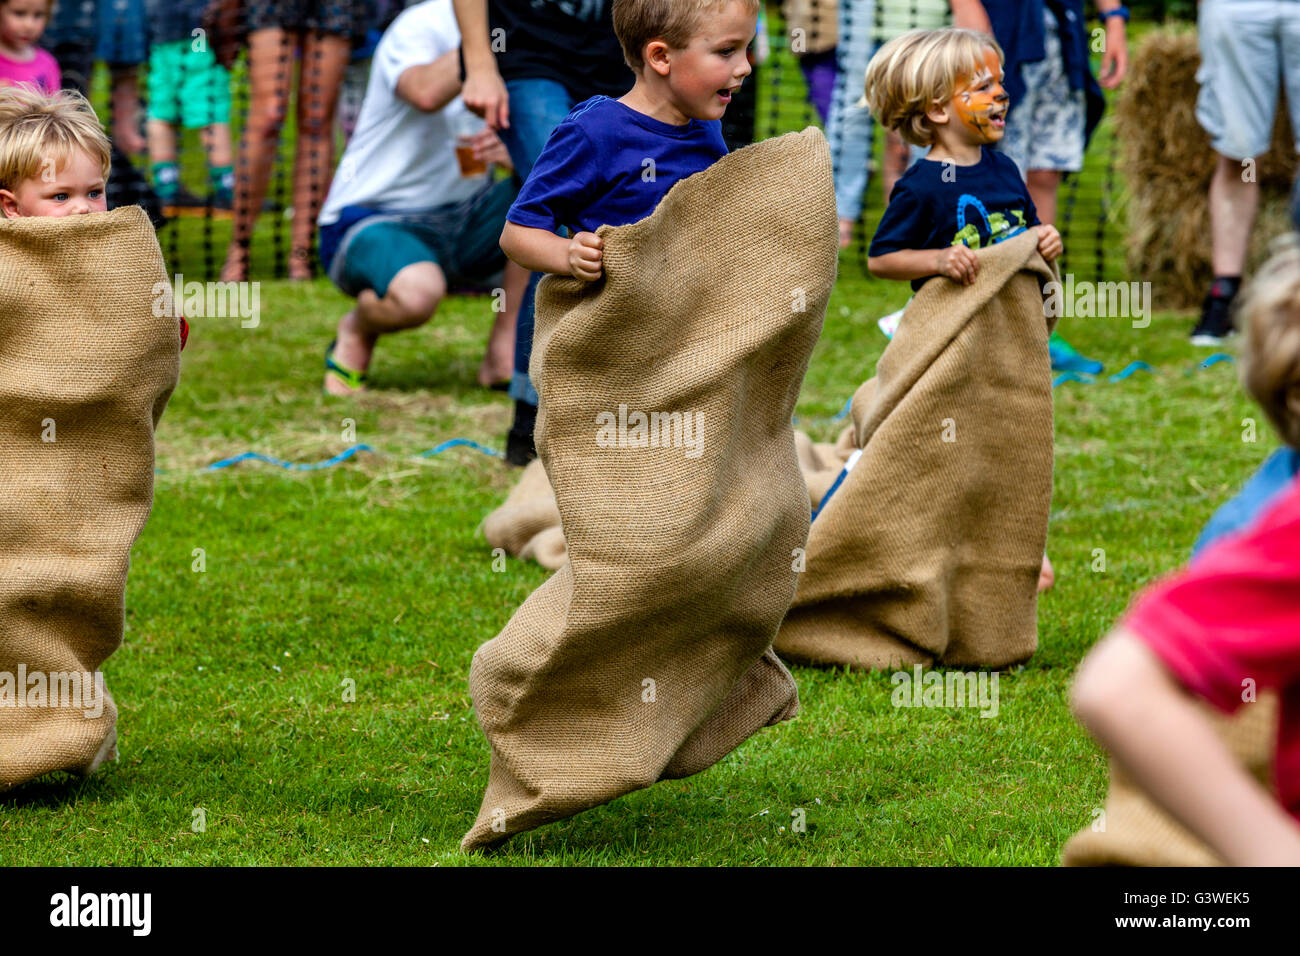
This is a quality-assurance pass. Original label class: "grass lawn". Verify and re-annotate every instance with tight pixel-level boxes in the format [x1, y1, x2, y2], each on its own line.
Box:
[0, 258, 1273, 866]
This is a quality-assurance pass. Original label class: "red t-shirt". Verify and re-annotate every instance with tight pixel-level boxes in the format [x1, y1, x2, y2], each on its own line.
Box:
[1123, 476, 1300, 822]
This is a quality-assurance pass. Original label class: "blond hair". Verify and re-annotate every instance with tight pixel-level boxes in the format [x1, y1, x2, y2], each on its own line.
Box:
[613, 0, 760, 71]
[1238, 236, 1300, 449]
[0, 84, 111, 194]
[861, 28, 1003, 147]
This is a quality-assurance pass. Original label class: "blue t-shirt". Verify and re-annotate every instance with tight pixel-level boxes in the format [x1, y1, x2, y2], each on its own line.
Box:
[869, 148, 1039, 291]
[507, 95, 728, 235]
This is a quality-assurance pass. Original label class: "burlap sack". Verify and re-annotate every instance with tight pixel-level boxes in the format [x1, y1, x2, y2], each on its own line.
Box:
[481, 458, 566, 571]
[775, 228, 1058, 671]
[0, 207, 178, 791]
[490, 423, 856, 569]
[794, 424, 856, 509]
[462, 129, 837, 850]
[1063, 694, 1280, 866]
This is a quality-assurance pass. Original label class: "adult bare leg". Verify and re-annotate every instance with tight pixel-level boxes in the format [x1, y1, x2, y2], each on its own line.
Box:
[1026, 169, 1061, 226]
[477, 260, 527, 388]
[325, 262, 448, 396]
[222, 29, 296, 281]
[290, 31, 351, 280]
[1209, 152, 1258, 276]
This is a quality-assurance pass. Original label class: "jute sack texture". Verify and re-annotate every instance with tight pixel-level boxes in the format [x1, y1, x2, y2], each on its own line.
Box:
[462, 128, 838, 850]
[485, 425, 857, 569]
[1062, 694, 1280, 866]
[775, 228, 1058, 671]
[0, 207, 178, 790]
[481, 458, 566, 571]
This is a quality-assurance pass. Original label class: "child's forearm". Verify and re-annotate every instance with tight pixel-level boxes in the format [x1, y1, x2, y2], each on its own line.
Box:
[500, 222, 573, 276]
[867, 248, 939, 281]
[1072, 629, 1300, 866]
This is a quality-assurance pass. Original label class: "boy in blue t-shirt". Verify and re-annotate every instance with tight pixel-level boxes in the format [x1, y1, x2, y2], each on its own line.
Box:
[862, 27, 1062, 290]
[499, 0, 759, 282]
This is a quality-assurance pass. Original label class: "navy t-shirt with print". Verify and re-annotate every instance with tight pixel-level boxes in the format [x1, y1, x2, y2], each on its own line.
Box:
[869, 148, 1039, 291]
[507, 95, 728, 236]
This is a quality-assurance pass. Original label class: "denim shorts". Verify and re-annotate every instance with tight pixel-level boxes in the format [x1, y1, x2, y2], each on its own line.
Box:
[329, 178, 517, 299]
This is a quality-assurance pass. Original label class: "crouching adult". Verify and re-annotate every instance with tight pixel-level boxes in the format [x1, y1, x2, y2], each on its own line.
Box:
[318, 0, 527, 395]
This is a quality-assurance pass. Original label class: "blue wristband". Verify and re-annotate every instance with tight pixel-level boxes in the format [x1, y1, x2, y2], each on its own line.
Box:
[1101, 5, 1129, 22]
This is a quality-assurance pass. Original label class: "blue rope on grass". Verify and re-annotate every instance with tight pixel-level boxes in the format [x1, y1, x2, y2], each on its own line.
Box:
[1054, 354, 1236, 389]
[201, 438, 502, 473]
[1053, 371, 1095, 388]
[206, 444, 376, 472]
[1109, 361, 1154, 382]
[416, 438, 503, 459]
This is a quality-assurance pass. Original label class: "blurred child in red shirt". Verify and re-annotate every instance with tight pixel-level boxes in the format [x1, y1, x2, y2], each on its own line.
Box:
[1071, 238, 1300, 865]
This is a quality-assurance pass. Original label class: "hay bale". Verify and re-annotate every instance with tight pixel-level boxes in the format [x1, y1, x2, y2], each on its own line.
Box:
[1115, 27, 1297, 310]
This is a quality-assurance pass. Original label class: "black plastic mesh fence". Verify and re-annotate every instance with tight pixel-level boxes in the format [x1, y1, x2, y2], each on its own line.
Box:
[52, 0, 1196, 282]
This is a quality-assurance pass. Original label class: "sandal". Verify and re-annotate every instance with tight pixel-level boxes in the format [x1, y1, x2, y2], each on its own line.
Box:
[324, 339, 368, 393]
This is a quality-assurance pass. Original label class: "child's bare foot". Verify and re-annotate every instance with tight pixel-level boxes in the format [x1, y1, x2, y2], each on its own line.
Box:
[220, 243, 249, 282]
[324, 306, 376, 396]
[1038, 553, 1055, 593]
[839, 218, 853, 249]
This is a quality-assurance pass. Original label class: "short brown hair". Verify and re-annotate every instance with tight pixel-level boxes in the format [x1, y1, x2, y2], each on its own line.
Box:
[0, 85, 111, 194]
[861, 27, 1003, 147]
[1239, 236, 1300, 449]
[613, 0, 760, 72]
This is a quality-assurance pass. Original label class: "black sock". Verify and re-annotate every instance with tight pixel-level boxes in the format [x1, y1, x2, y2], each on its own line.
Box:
[511, 400, 537, 437]
[1209, 275, 1242, 301]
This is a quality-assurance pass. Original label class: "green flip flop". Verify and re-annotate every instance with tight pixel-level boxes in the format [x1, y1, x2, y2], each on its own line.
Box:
[324, 339, 368, 393]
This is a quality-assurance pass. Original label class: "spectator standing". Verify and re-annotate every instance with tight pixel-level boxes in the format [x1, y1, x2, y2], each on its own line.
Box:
[0, 0, 60, 92]
[145, 0, 235, 212]
[1188, 0, 1300, 345]
[219, 0, 366, 281]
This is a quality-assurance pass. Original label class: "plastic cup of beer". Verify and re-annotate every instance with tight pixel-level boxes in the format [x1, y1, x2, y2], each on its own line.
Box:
[454, 111, 488, 178]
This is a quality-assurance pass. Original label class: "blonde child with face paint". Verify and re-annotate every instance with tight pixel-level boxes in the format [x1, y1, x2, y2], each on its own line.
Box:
[862, 27, 1061, 287]
[861, 27, 1060, 592]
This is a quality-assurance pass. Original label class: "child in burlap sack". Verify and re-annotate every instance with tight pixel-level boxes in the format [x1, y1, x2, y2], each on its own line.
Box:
[499, 0, 758, 281]
[0, 85, 188, 348]
[1071, 238, 1300, 866]
[859, 27, 1061, 592]
[0, 87, 180, 789]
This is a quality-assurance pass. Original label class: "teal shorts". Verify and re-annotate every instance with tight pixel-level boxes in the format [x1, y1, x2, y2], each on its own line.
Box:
[146, 40, 232, 129]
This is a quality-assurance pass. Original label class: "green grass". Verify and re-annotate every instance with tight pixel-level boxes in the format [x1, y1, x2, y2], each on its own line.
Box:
[0, 259, 1274, 865]
[5, 12, 1261, 865]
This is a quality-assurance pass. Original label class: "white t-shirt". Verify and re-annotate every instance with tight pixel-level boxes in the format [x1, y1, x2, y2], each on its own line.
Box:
[319, 0, 486, 226]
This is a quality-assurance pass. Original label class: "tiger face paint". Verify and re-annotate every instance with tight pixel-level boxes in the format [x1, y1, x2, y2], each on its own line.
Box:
[952, 47, 1009, 143]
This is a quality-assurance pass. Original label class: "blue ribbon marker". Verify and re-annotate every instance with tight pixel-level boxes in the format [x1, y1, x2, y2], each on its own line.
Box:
[416, 438, 503, 459]
[206, 444, 376, 472]
[1052, 371, 1096, 388]
[1109, 361, 1153, 382]
[1199, 353, 1234, 370]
